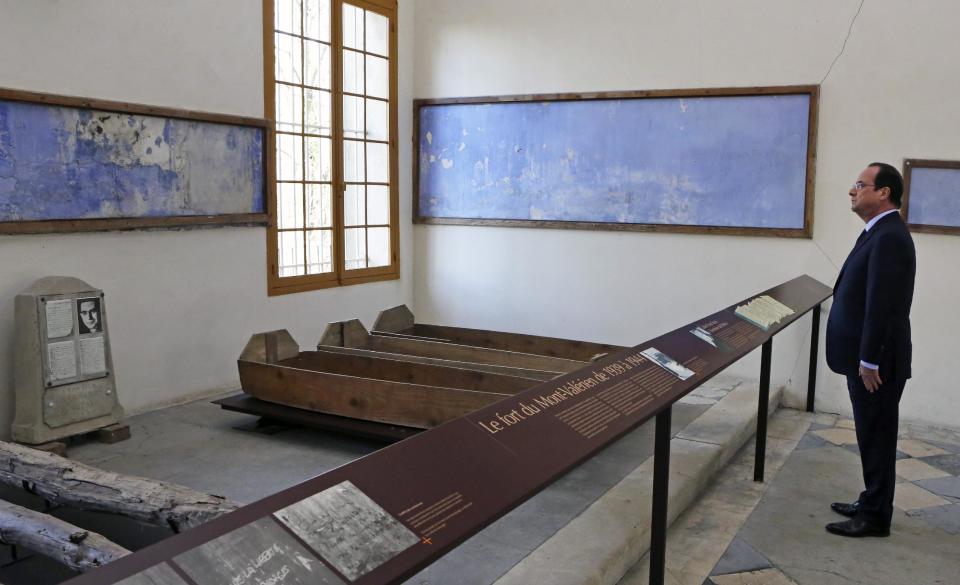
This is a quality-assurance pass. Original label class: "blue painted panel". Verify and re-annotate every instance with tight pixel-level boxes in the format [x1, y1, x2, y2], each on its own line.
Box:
[907, 167, 960, 228]
[418, 94, 811, 229]
[0, 99, 264, 222]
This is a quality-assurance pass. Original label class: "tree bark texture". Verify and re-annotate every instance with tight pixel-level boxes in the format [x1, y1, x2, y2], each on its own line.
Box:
[0, 499, 130, 572]
[0, 441, 238, 533]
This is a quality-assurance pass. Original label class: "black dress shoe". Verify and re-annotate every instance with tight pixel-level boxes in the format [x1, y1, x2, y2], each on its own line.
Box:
[825, 517, 890, 538]
[830, 501, 860, 518]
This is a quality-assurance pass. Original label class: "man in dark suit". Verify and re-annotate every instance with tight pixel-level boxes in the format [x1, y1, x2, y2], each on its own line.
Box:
[825, 162, 916, 537]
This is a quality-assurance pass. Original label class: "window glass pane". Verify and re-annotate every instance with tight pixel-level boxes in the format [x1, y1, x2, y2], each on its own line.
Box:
[367, 227, 390, 268]
[365, 11, 388, 57]
[306, 184, 333, 228]
[365, 56, 388, 99]
[278, 183, 304, 229]
[343, 139, 365, 183]
[343, 4, 364, 50]
[344, 185, 364, 226]
[365, 98, 388, 141]
[275, 0, 302, 35]
[271, 2, 395, 286]
[367, 142, 389, 183]
[343, 50, 363, 95]
[278, 230, 305, 277]
[344, 227, 367, 270]
[305, 136, 332, 182]
[276, 134, 303, 181]
[307, 230, 334, 274]
[275, 33, 302, 84]
[304, 89, 331, 136]
[275, 84, 302, 133]
[343, 96, 365, 139]
[304, 0, 330, 42]
[304, 40, 331, 90]
[367, 185, 389, 225]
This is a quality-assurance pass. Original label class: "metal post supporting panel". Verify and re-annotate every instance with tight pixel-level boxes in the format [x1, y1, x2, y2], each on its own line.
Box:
[649, 406, 673, 585]
[754, 339, 772, 482]
[806, 304, 821, 412]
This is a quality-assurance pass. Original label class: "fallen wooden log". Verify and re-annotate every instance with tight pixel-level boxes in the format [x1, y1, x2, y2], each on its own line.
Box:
[0, 498, 129, 572]
[0, 441, 238, 533]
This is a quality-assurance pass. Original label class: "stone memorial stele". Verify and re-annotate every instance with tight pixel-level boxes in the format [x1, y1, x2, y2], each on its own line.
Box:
[12, 276, 124, 444]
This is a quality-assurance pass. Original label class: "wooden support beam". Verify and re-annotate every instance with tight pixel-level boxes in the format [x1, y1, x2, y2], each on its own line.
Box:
[0, 499, 130, 572]
[24, 441, 67, 457]
[93, 424, 131, 444]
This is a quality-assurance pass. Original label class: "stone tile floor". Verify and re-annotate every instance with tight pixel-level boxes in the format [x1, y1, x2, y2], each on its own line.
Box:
[809, 420, 960, 514]
[620, 410, 960, 585]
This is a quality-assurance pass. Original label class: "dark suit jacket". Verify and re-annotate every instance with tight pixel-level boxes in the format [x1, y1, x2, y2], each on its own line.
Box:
[826, 211, 916, 381]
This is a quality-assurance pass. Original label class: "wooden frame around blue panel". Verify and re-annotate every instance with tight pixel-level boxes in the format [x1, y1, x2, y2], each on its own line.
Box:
[414, 86, 818, 238]
[0, 87, 269, 235]
[902, 158, 960, 236]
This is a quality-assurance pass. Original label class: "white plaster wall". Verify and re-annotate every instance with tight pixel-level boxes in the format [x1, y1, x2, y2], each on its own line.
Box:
[413, 0, 960, 429]
[0, 0, 417, 437]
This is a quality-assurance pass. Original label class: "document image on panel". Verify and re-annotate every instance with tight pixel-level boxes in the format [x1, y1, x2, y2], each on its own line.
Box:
[174, 517, 343, 585]
[275, 480, 420, 581]
[79, 336, 107, 375]
[690, 326, 718, 348]
[47, 340, 77, 382]
[640, 347, 695, 381]
[734, 295, 795, 331]
[44, 299, 74, 339]
[689, 325, 735, 352]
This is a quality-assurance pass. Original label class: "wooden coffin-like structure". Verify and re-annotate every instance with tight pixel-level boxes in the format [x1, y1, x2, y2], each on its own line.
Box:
[237, 313, 624, 434]
[372, 304, 627, 361]
[318, 319, 590, 381]
[238, 330, 542, 429]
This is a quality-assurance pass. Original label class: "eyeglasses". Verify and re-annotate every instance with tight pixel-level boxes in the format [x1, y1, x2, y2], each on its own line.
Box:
[852, 181, 878, 190]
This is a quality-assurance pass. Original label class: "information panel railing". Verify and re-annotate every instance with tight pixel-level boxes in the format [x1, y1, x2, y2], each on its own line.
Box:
[64, 274, 831, 585]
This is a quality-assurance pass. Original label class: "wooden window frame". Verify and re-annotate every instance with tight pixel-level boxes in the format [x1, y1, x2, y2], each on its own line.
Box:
[265, 0, 400, 296]
[901, 158, 960, 235]
[0, 87, 269, 235]
[414, 85, 819, 238]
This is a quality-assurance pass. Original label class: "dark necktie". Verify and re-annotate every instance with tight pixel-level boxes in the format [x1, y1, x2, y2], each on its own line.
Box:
[836, 230, 867, 290]
[854, 229, 867, 247]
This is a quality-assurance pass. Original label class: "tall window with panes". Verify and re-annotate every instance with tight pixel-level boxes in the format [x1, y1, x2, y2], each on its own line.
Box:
[268, 0, 397, 294]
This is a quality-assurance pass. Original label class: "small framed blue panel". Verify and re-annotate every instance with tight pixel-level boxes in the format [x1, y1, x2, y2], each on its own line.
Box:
[0, 88, 268, 234]
[902, 159, 960, 235]
[415, 86, 817, 237]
